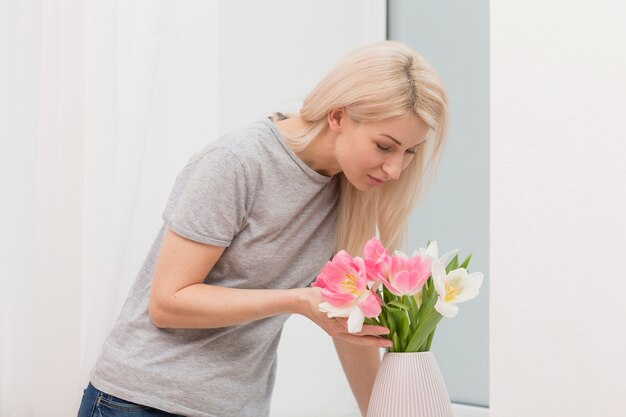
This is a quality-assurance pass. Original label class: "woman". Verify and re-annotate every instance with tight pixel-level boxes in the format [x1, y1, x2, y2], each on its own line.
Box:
[77, 40, 448, 417]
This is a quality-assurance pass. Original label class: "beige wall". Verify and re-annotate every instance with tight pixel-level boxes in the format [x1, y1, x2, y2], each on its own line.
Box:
[491, 1, 626, 416]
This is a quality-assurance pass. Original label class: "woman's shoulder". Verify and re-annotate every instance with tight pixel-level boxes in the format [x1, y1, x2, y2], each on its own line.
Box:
[208, 117, 280, 168]
[181, 117, 286, 183]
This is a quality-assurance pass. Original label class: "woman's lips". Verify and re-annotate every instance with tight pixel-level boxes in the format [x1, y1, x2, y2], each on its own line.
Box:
[367, 175, 384, 186]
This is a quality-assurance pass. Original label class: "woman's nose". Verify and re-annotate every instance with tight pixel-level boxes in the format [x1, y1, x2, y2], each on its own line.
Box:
[382, 155, 403, 180]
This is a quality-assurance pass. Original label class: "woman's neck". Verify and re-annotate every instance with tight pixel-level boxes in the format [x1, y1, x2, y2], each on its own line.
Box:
[274, 116, 341, 177]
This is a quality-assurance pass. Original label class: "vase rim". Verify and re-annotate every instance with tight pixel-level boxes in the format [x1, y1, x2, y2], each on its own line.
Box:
[383, 351, 433, 355]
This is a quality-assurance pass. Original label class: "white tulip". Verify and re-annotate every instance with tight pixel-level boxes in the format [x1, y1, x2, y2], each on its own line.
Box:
[414, 241, 459, 269]
[318, 301, 365, 333]
[430, 260, 484, 318]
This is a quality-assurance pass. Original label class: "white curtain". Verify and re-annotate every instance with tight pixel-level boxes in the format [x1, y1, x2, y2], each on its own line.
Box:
[0, 1, 384, 416]
[1, 1, 219, 415]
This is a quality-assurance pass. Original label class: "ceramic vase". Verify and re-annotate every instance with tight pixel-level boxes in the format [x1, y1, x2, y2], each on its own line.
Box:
[366, 351, 453, 417]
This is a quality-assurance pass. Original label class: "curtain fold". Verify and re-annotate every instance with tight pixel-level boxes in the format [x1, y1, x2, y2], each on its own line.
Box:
[1, 1, 219, 414]
[80, 0, 166, 394]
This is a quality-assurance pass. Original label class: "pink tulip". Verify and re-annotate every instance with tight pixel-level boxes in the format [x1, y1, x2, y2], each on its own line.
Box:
[363, 237, 391, 286]
[311, 250, 383, 331]
[377, 251, 432, 297]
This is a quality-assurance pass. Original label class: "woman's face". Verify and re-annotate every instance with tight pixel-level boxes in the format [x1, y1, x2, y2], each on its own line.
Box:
[333, 111, 431, 192]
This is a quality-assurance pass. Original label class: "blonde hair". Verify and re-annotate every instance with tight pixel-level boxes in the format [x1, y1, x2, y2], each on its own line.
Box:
[270, 40, 449, 256]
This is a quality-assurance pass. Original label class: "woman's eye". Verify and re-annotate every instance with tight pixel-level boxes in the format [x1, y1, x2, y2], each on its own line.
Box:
[377, 143, 417, 154]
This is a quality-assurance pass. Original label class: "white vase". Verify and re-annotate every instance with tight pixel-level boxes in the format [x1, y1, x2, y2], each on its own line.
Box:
[366, 351, 454, 417]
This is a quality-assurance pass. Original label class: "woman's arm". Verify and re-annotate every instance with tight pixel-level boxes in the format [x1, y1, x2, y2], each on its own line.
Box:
[149, 227, 391, 356]
[333, 337, 382, 417]
[148, 227, 303, 329]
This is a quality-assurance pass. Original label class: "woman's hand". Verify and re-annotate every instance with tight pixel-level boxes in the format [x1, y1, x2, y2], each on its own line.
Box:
[298, 287, 392, 348]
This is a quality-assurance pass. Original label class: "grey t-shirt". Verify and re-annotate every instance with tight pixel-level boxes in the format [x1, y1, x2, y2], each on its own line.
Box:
[89, 117, 339, 417]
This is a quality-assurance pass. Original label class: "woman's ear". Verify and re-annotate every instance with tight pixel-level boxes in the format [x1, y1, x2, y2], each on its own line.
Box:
[327, 107, 346, 133]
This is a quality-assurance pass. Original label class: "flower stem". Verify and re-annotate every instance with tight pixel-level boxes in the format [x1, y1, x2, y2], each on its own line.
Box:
[392, 332, 400, 352]
[363, 317, 381, 326]
[425, 328, 436, 351]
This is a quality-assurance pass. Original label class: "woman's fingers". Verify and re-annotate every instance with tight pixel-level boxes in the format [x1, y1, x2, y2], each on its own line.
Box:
[337, 333, 393, 348]
[331, 318, 392, 347]
[333, 317, 390, 336]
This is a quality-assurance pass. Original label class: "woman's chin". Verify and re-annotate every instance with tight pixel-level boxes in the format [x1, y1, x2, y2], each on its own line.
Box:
[348, 176, 378, 192]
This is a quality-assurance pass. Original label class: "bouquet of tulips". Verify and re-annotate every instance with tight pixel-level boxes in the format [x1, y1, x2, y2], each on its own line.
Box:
[311, 237, 484, 352]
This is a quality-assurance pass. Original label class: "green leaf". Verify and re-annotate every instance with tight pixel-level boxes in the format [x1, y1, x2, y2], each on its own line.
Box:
[405, 310, 443, 352]
[363, 317, 380, 326]
[426, 279, 436, 300]
[388, 300, 411, 311]
[385, 304, 403, 313]
[446, 254, 459, 273]
[417, 285, 434, 322]
[425, 327, 436, 351]
[388, 308, 408, 351]
[400, 313, 410, 345]
[379, 311, 389, 329]
[404, 295, 419, 331]
[416, 289, 426, 319]
[386, 311, 397, 335]
[392, 332, 400, 352]
[382, 286, 394, 304]
[388, 308, 405, 328]
[407, 295, 419, 331]
[427, 277, 435, 295]
[459, 253, 473, 269]
[396, 333, 405, 351]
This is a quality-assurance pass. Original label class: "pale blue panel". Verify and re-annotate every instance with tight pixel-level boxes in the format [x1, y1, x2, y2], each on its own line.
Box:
[388, 0, 490, 407]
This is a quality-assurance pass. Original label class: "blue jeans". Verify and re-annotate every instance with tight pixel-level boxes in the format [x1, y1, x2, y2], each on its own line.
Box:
[77, 382, 184, 417]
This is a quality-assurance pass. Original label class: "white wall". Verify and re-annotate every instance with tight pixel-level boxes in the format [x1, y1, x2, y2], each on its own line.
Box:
[491, 1, 626, 416]
[215, 3, 386, 416]
[218, 1, 386, 133]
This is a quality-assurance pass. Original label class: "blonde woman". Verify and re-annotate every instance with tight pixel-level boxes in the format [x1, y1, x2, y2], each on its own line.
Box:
[78, 40, 448, 417]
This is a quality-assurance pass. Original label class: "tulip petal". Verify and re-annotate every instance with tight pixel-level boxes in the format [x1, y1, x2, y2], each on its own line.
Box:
[435, 299, 459, 318]
[454, 272, 483, 303]
[333, 251, 356, 273]
[318, 263, 348, 291]
[425, 241, 439, 259]
[318, 301, 352, 318]
[378, 273, 402, 296]
[446, 268, 468, 287]
[390, 254, 407, 276]
[467, 271, 484, 290]
[371, 289, 383, 306]
[439, 248, 460, 268]
[391, 270, 416, 295]
[352, 257, 368, 293]
[454, 288, 479, 303]
[347, 307, 365, 333]
[364, 237, 388, 260]
[407, 253, 429, 270]
[357, 290, 383, 317]
[431, 261, 447, 296]
[322, 288, 356, 307]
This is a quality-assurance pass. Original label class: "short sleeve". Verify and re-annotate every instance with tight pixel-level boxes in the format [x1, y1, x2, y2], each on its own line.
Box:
[162, 147, 249, 246]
